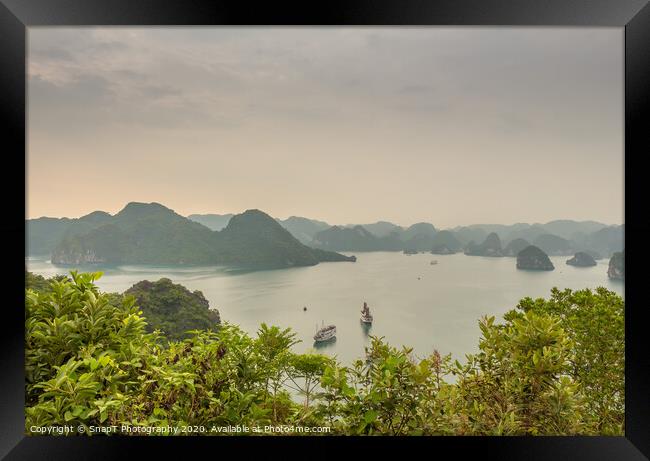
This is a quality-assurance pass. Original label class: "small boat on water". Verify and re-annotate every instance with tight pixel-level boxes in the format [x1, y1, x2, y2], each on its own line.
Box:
[360, 302, 373, 324]
[313, 322, 337, 342]
[430, 260, 438, 265]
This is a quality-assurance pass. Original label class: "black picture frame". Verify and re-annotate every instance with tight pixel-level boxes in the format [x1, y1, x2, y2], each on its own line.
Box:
[1, 0, 648, 459]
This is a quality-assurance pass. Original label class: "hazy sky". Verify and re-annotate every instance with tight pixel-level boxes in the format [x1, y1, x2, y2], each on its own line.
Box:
[27, 27, 623, 228]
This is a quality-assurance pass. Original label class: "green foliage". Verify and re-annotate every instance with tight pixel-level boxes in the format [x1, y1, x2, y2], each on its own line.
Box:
[318, 288, 624, 435]
[25, 271, 48, 292]
[26, 271, 157, 428]
[25, 273, 325, 433]
[448, 312, 586, 435]
[25, 273, 624, 436]
[504, 287, 624, 434]
[25, 270, 69, 292]
[317, 338, 450, 435]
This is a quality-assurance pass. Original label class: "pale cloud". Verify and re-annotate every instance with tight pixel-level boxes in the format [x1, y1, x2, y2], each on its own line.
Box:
[27, 27, 623, 227]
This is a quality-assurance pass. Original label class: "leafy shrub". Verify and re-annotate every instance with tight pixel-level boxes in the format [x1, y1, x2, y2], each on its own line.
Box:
[25, 272, 624, 435]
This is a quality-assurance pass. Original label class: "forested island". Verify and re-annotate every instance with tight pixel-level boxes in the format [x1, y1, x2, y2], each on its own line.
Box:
[28, 203, 354, 268]
[27, 206, 623, 280]
[516, 245, 555, 271]
[566, 252, 598, 267]
[25, 271, 624, 436]
[299, 218, 623, 259]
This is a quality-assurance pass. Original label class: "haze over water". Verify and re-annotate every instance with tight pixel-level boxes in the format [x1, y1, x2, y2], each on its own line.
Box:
[27, 252, 623, 364]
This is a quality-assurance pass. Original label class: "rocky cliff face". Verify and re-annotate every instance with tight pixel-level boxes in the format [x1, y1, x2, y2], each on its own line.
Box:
[277, 216, 331, 244]
[533, 233, 574, 256]
[607, 251, 624, 280]
[312, 225, 403, 252]
[431, 245, 454, 255]
[503, 238, 530, 257]
[51, 248, 106, 265]
[566, 252, 597, 267]
[430, 230, 462, 254]
[465, 232, 503, 257]
[516, 245, 554, 271]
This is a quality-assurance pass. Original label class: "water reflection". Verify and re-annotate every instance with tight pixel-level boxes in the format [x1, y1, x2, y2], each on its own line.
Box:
[360, 322, 372, 336]
[313, 337, 337, 350]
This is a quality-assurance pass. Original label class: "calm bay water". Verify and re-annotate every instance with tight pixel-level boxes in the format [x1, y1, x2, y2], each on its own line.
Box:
[26, 252, 623, 364]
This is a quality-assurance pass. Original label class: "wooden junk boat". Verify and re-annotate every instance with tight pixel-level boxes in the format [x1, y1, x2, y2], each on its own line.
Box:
[360, 302, 373, 324]
[313, 322, 337, 342]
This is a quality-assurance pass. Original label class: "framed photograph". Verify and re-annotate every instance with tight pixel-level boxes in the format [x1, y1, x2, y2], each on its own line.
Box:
[2, 0, 649, 458]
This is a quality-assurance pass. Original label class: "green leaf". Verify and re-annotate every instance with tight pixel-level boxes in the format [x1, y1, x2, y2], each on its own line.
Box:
[364, 410, 378, 424]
